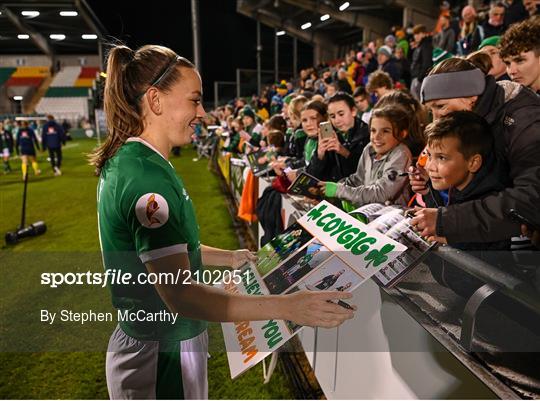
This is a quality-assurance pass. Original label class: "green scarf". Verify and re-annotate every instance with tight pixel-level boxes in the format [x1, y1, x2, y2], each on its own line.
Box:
[304, 137, 318, 165]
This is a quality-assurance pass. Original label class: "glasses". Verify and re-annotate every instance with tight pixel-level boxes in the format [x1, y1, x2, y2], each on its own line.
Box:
[135, 55, 183, 102]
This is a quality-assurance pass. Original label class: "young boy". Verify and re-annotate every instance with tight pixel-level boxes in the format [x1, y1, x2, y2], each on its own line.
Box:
[499, 16, 540, 94]
[415, 112, 540, 323]
[366, 70, 394, 100]
[418, 111, 510, 250]
[353, 86, 372, 124]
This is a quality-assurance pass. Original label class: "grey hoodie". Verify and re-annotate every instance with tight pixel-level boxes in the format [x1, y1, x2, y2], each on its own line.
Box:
[336, 142, 412, 206]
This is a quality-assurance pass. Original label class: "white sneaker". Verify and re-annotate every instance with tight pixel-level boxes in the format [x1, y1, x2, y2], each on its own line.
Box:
[54, 167, 62, 176]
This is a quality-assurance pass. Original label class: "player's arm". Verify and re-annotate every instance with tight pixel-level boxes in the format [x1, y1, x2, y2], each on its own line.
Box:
[145, 253, 354, 328]
[201, 244, 254, 269]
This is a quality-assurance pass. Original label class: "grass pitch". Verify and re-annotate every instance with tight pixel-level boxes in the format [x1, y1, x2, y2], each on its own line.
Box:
[0, 139, 293, 399]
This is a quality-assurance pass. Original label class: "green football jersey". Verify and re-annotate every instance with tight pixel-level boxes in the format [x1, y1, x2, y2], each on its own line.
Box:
[97, 137, 207, 341]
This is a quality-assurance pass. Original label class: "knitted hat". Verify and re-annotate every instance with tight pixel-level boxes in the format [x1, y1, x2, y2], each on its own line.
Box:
[384, 35, 396, 46]
[377, 45, 393, 58]
[283, 94, 294, 105]
[432, 47, 453, 66]
[241, 106, 256, 119]
[478, 35, 501, 50]
[276, 80, 288, 96]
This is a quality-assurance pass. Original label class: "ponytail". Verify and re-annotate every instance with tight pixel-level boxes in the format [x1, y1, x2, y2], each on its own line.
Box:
[89, 44, 194, 174]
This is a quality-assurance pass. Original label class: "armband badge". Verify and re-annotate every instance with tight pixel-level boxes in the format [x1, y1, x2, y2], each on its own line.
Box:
[135, 193, 169, 228]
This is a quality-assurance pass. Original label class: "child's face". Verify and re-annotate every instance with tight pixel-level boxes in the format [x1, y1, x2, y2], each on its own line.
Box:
[425, 137, 478, 191]
[261, 124, 270, 137]
[231, 121, 241, 132]
[482, 46, 507, 79]
[354, 96, 369, 112]
[370, 116, 400, 156]
[328, 100, 357, 132]
[242, 115, 254, 127]
[301, 109, 322, 138]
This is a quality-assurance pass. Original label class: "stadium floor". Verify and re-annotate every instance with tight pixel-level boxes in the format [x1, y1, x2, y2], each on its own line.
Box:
[0, 138, 294, 399]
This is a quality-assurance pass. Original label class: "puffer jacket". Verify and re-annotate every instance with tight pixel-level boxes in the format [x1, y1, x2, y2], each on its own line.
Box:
[437, 77, 540, 243]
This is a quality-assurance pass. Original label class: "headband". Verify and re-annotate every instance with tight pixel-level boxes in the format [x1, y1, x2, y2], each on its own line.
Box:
[420, 69, 486, 103]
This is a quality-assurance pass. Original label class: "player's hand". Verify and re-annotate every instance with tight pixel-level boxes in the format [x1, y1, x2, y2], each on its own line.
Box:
[230, 249, 257, 269]
[411, 206, 438, 238]
[283, 291, 355, 328]
[408, 165, 429, 195]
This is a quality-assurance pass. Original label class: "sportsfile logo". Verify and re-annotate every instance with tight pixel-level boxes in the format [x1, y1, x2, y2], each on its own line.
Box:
[135, 193, 169, 228]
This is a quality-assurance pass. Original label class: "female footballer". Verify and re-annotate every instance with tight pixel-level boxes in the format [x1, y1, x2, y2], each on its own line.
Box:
[90, 44, 354, 400]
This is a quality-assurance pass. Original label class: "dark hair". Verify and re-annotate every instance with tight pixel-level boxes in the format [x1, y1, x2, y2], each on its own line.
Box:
[366, 70, 393, 93]
[375, 90, 428, 155]
[413, 24, 427, 34]
[302, 99, 328, 120]
[425, 111, 493, 159]
[89, 44, 194, 173]
[499, 15, 540, 59]
[327, 91, 356, 109]
[370, 105, 410, 141]
[353, 86, 369, 99]
[268, 130, 285, 147]
[268, 115, 287, 134]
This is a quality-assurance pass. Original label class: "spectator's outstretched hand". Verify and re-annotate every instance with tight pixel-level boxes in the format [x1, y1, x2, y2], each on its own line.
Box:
[408, 165, 429, 195]
[410, 206, 438, 237]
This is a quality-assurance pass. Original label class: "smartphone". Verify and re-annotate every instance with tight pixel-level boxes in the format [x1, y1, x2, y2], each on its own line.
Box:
[508, 209, 540, 232]
[319, 121, 335, 140]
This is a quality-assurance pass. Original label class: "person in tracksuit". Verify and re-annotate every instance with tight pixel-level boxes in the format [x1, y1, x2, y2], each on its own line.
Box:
[16, 120, 41, 179]
[42, 115, 65, 176]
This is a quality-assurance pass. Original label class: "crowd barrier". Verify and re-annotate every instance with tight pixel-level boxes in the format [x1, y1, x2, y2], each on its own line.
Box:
[213, 144, 539, 399]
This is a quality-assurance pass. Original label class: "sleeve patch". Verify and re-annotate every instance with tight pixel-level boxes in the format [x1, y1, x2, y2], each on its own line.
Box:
[135, 193, 170, 228]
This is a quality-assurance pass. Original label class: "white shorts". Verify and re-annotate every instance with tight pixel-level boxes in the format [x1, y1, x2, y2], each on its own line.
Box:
[106, 325, 208, 399]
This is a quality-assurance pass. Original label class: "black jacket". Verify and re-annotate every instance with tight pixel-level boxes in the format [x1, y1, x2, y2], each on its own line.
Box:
[411, 36, 434, 82]
[437, 78, 540, 243]
[256, 186, 283, 247]
[425, 153, 510, 250]
[471, 21, 506, 51]
[380, 58, 401, 82]
[284, 129, 308, 169]
[306, 116, 369, 182]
